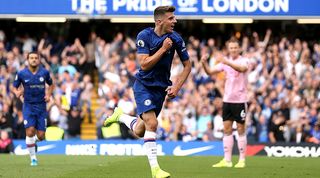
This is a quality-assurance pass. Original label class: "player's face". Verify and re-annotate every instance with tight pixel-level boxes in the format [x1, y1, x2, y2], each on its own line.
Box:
[28, 53, 40, 68]
[160, 12, 177, 33]
[228, 42, 240, 59]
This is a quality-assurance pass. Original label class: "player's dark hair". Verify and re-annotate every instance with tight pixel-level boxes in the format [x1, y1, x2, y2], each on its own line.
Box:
[27, 51, 39, 59]
[154, 6, 175, 20]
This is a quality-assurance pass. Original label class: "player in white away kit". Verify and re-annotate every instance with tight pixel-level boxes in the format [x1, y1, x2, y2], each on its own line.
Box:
[201, 38, 249, 168]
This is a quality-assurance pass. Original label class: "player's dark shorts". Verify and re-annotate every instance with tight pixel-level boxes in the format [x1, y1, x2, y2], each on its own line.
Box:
[23, 102, 47, 131]
[133, 80, 167, 118]
[222, 102, 247, 124]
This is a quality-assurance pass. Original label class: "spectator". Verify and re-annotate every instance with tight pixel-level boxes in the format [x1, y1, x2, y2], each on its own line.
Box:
[306, 121, 320, 144]
[202, 121, 215, 142]
[67, 106, 83, 139]
[0, 130, 13, 153]
[0, 103, 13, 135]
[196, 106, 213, 140]
[177, 124, 193, 142]
[58, 57, 77, 78]
[268, 111, 286, 143]
[45, 121, 64, 141]
[84, 31, 98, 80]
[61, 38, 86, 74]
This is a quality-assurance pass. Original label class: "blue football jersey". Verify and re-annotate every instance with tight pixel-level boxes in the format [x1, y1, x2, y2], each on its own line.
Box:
[13, 67, 53, 103]
[135, 27, 189, 88]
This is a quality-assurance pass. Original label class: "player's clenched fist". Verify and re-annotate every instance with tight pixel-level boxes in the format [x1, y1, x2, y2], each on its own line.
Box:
[161, 37, 173, 51]
[215, 52, 226, 64]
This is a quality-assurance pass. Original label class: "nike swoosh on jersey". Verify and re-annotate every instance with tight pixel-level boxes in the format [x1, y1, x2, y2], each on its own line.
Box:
[173, 145, 214, 156]
[14, 144, 56, 155]
[25, 80, 29, 82]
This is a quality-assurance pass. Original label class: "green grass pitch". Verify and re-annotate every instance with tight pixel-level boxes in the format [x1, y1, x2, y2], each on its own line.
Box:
[0, 155, 319, 178]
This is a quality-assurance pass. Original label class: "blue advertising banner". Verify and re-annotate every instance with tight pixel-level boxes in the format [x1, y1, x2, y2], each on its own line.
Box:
[0, 0, 319, 18]
[13, 140, 224, 156]
[13, 140, 320, 157]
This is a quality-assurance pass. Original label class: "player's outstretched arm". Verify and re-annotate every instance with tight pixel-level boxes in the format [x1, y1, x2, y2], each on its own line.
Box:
[223, 59, 248, 73]
[200, 54, 221, 75]
[139, 37, 172, 71]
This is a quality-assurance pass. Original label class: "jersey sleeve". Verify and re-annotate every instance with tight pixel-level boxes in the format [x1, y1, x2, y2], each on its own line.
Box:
[45, 70, 53, 85]
[173, 33, 189, 61]
[136, 30, 150, 55]
[13, 72, 21, 88]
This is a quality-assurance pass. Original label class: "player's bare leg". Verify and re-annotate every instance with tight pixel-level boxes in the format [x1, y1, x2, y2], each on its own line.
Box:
[142, 111, 170, 178]
[132, 118, 145, 138]
[234, 122, 246, 168]
[104, 108, 169, 177]
[33, 130, 45, 153]
[25, 127, 38, 166]
[36, 130, 45, 141]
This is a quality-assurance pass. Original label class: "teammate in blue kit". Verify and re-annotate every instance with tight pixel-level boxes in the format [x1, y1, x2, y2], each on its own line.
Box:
[104, 5, 191, 178]
[13, 52, 54, 166]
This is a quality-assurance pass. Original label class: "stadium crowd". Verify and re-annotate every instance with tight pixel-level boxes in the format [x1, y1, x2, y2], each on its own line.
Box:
[0, 26, 319, 145]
